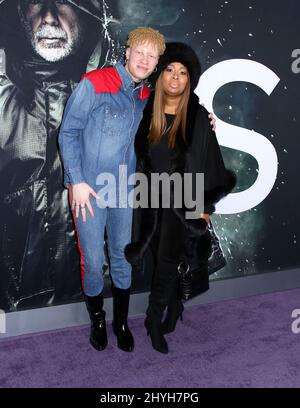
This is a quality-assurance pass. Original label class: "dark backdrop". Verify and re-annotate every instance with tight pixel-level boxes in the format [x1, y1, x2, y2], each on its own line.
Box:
[0, 0, 299, 311]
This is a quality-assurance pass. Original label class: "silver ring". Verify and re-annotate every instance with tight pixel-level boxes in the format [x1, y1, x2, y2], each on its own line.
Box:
[81, 204, 85, 209]
[178, 261, 190, 274]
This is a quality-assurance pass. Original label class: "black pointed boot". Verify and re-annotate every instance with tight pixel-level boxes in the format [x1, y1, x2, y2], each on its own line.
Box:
[144, 301, 168, 354]
[112, 286, 134, 352]
[144, 260, 178, 354]
[85, 293, 108, 351]
[162, 278, 184, 335]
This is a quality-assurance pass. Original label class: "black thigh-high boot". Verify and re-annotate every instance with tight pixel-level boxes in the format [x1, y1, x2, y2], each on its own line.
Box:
[112, 286, 134, 352]
[162, 277, 184, 335]
[85, 292, 108, 351]
[144, 260, 177, 354]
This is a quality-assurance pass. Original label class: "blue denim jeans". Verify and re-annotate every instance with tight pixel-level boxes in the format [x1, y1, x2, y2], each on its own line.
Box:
[71, 192, 133, 296]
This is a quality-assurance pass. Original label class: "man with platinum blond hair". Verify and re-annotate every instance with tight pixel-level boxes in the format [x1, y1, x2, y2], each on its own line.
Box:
[59, 26, 166, 352]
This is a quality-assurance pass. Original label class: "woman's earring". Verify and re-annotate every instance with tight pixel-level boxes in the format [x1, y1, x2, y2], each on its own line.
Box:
[153, 67, 158, 73]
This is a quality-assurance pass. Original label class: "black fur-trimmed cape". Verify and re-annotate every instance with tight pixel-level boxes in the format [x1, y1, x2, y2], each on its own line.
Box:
[125, 92, 236, 266]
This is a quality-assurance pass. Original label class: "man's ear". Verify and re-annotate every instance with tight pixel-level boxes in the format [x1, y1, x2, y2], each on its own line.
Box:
[125, 47, 130, 62]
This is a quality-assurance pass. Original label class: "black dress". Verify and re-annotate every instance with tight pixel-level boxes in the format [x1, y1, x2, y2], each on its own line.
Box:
[149, 114, 186, 266]
[149, 113, 174, 174]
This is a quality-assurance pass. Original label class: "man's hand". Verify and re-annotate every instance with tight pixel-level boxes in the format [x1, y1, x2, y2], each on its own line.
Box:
[201, 102, 217, 131]
[71, 182, 98, 222]
[208, 112, 216, 131]
[200, 213, 210, 223]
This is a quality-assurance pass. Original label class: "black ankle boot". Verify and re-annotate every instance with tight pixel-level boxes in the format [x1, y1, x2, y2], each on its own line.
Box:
[162, 281, 184, 335]
[85, 293, 108, 351]
[144, 260, 179, 353]
[162, 299, 184, 334]
[112, 287, 134, 352]
[144, 313, 168, 354]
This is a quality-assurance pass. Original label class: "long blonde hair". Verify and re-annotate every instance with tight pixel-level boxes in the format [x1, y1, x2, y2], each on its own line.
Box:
[148, 71, 190, 149]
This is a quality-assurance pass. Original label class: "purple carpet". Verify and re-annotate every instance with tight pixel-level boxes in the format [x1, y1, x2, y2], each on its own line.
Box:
[1, 288, 300, 388]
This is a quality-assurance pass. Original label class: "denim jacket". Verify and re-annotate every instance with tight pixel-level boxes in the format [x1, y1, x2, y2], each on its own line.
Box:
[58, 62, 151, 188]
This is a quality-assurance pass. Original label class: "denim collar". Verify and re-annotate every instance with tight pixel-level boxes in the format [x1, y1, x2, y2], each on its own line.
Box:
[115, 61, 143, 90]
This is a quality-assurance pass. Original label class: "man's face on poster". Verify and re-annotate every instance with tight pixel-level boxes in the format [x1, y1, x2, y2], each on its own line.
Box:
[19, 0, 84, 62]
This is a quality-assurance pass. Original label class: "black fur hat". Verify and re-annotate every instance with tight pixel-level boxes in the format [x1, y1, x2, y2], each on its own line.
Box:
[150, 42, 201, 91]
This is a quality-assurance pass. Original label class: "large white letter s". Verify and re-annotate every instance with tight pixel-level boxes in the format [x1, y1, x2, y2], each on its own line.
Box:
[195, 59, 280, 214]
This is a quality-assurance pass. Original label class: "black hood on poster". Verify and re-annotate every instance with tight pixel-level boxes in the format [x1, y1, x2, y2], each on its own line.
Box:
[0, 0, 113, 93]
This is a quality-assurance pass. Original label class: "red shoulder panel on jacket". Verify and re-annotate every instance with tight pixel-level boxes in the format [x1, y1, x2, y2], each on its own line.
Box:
[81, 67, 122, 94]
[138, 84, 151, 101]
